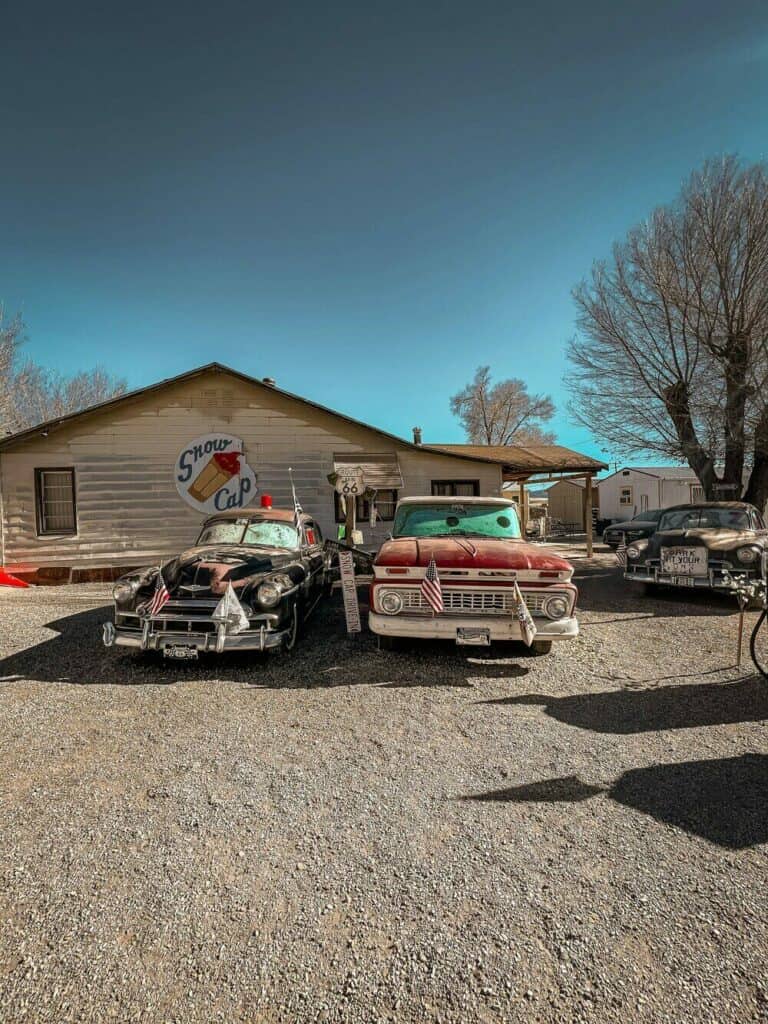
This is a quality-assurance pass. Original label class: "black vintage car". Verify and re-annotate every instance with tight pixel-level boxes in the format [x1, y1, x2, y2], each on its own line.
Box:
[624, 502, 767, 594]
[602, 509, 664, 548]
[102, 506, 333, 658]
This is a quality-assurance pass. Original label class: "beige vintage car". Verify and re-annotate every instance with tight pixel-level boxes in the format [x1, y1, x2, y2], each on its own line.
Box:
[624, 502, 767, 593]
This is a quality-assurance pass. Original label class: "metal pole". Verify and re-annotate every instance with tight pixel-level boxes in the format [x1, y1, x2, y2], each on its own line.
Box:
[585, 473, 594, 558]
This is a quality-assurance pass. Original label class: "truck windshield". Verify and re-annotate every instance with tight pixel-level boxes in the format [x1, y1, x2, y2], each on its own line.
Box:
[393, 503, 522, 539]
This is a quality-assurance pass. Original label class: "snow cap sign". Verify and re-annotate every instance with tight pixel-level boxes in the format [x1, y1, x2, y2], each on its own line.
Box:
[175, 434, 258, 514]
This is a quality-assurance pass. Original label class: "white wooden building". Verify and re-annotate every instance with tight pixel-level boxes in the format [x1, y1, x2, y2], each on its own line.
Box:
[599, 466, 704, 522]
[0, 364, 513, 580]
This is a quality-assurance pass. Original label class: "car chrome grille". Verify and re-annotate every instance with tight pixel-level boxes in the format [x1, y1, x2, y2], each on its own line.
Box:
[394, 587, 551, 616]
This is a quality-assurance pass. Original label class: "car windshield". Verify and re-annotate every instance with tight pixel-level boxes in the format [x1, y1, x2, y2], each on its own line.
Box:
[196, 518, 300, 549]
[658, 507, 750, 531]
[392, 502, 522, 539]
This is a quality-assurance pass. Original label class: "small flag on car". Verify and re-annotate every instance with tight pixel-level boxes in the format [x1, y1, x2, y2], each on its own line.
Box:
[513, 581, 537, 647]
[144, 568, 170, 617]
[420, 557, 444, 614]
[213, 581, 250, 634]
[616, 540, 627, 569]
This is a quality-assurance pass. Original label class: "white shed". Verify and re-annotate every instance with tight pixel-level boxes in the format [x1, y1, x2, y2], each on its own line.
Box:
[599, 467, 704, 523]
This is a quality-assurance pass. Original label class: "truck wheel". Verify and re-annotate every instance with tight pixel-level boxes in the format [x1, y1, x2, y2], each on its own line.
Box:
[531, 640, 552, 656]
[378, 635, 401, 652]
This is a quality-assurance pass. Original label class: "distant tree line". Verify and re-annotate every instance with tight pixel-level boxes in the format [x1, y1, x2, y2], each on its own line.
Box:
[568, 155, 768, 510]
[0, 310, 127, 435]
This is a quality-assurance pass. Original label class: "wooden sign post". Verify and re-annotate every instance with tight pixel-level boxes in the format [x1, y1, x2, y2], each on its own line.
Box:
[338, 549, 362, 634]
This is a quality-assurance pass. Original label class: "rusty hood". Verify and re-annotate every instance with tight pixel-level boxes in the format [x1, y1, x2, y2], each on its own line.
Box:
[375, 536, 573, 573]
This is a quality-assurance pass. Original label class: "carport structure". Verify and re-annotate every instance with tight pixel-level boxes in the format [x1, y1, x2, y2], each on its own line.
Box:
[428, 444, 608, 556]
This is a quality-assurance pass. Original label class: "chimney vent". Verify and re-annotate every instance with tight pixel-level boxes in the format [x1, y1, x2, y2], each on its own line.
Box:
[413, 426, 423, 445]
[262, 377, 276, 387]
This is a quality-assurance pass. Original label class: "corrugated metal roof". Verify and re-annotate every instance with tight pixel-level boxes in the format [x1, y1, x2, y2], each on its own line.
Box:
[425, 444, 607, 475]
[332, 453, 404, 489]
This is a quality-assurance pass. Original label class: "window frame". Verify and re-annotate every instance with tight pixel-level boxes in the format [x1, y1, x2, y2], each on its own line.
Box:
[618, 485, 633, 507]
[334, 489, 398, 524]
[430, 479, 480, 497]
[34, 467, 78, 537]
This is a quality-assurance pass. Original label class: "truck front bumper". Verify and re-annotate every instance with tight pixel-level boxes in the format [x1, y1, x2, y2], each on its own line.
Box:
[368, 612, 578, 642]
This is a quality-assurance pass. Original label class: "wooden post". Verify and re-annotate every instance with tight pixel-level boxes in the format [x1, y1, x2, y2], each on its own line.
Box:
[519, 481, 527, 536]
[585, 472, 594, 558]
[345, 493, 356, 547]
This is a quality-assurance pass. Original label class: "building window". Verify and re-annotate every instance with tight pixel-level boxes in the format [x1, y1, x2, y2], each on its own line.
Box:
[334, 489, 398, 523]
[431, 480, 480, 497]
[690, 484, 705, 502]
[619, 486, 633, 506]
[35, 468, 77, 536]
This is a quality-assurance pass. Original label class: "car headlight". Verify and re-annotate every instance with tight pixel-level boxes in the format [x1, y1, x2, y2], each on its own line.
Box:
[542, 594, 570, 620]
[379, 590, 404, 615]
[736, 547, 759, 564]
[112, 579, 140, 603]
[626, 546, 642, 560]
[257, 581, 282, 607]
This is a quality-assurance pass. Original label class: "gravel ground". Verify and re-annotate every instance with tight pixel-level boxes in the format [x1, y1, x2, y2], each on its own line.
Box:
[0, 548, 766, 1023]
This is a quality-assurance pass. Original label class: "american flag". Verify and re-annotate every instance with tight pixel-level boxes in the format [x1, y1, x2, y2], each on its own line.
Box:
[420, 557, 444, 614]
[146, 569, 170, 617]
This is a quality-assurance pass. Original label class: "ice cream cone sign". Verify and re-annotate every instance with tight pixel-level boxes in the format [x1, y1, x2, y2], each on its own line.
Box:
[175, 433, 258, 513]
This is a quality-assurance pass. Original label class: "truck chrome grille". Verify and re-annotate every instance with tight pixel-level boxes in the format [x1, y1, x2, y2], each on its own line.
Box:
[395, 588, 550, 616]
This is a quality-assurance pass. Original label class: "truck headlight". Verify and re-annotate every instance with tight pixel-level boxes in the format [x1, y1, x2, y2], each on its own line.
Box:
[542, 594, 569, 620]
[112, 580, 139, 603]
[736, 547, 759, 564]
[379, 590, 404, 615]
[626, 546, 642, 560]
[257, 581, 282, 607]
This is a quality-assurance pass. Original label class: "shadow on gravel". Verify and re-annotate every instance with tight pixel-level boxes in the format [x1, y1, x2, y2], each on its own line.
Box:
[0, 598, 533, 689]
[461, 755, 768, 849]
[479, 676, 768, 733]
[574, 562, 738, 619]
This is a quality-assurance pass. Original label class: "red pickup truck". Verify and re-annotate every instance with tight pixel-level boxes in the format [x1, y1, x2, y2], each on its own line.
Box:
[369, 496, 578, 655]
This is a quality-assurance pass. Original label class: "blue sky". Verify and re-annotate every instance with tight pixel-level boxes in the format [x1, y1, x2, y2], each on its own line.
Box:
[2, 1, 767, 462]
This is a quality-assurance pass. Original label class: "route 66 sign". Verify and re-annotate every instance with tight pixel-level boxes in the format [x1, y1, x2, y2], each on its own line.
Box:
[334, 465, 365, 496]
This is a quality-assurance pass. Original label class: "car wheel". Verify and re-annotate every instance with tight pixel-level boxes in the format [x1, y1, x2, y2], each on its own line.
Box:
[377, 635, 402, 652]
[530, 640, 552, 656]
[270, 602, 301, 655]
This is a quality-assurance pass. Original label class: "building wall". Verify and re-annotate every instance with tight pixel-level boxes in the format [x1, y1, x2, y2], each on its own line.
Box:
[546, 480, 599, 529]
[599, 471, 698, 522]
[0, 369, 502, 571]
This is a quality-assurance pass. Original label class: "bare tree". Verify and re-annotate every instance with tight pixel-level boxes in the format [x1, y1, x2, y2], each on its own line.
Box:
[567, 156, 768, 508]
[451, 366, 556, 445]
[0, 311, 128, 435]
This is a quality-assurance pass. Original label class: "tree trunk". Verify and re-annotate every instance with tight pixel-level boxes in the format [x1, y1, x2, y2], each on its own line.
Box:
[662, 381, 719, 498]
[743, 405, 768, 513]
[722, 335, 749, 493]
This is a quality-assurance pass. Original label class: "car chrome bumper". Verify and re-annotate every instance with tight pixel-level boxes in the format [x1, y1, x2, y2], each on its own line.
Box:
[368, 612, 579, 641]
[623, 569, 736, 590]
[102, 618, 290, 653]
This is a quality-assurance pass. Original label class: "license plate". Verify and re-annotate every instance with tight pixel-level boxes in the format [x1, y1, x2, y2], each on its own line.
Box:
[671, 575, 696, 587]
[660, 546, 708, 577]
[163, 644, 199, 660]
[456, 628, 491, 646]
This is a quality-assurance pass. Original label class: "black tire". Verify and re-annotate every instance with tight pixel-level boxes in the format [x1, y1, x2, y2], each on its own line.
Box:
[531, 640, 552, 656]
[377, 635, 402, 652]
[269, 601, 301, 655]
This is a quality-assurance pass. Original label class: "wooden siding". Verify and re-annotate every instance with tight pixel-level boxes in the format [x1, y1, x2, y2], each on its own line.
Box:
[0, 370, 502, 570]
